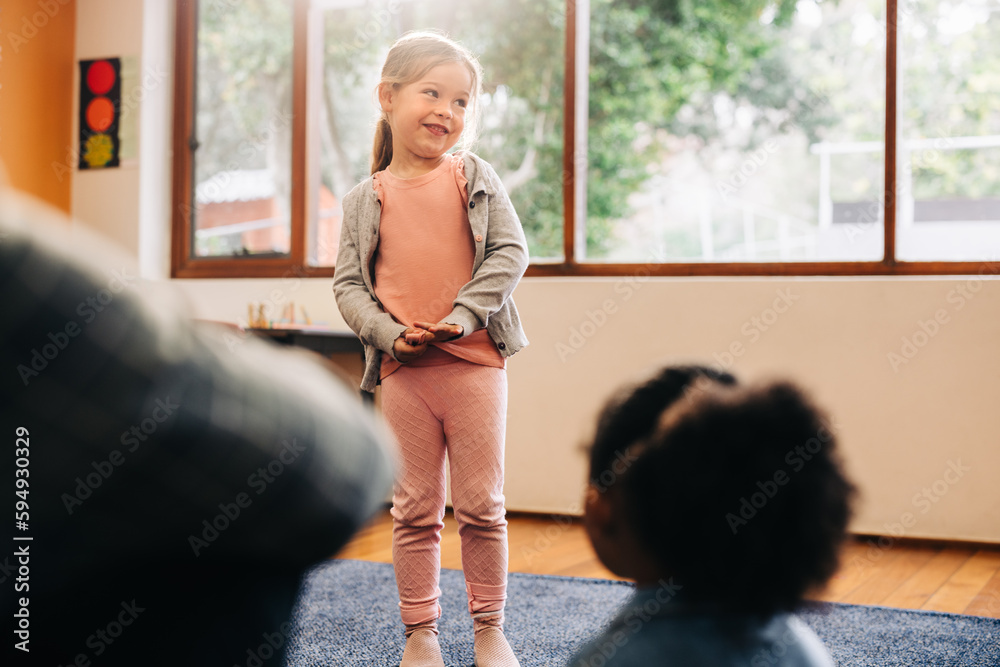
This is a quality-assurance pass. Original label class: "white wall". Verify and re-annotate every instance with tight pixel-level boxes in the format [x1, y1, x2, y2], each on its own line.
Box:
[72, 0, 144, 250]
[73, 0, 1000, 544]
[73, 0, 172, 274]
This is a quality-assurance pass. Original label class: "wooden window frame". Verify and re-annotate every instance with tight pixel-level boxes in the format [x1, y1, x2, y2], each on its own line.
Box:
[171, 0, 314, 279]
[171, 0, 1000, 279]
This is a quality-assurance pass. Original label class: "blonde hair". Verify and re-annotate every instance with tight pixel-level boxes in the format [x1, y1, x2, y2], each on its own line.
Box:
[371, 31, 484, 174]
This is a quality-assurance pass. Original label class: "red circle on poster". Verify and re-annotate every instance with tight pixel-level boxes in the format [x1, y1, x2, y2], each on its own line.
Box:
[87, 60, 116, 95]
[86, 97, 115, 132]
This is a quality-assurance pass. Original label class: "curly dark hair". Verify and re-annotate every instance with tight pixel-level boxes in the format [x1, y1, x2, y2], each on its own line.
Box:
[590, 367, 856, 616]
[588, 364, 737, 490]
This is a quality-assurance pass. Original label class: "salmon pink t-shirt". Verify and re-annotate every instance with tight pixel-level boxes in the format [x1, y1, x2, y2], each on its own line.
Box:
[373, 154, 505, 379]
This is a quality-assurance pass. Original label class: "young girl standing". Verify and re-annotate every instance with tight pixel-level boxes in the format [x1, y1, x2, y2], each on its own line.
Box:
[333, 31, 528, 667]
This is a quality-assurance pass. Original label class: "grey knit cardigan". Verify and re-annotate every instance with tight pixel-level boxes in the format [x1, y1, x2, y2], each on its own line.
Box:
[333, 151, 529, 392]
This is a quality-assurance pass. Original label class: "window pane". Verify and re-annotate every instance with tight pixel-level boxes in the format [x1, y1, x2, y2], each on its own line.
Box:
[584, 0, 886, 262]
[192, 0, 293, 259]
[897, 1, 1000, 261]
[309, 0, 565, 266]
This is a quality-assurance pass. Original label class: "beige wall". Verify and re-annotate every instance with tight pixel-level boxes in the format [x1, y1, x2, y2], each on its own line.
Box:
[170, 275, 1000, 544]
[0, 0, 77, 212]
[36, 0, 1000, 544]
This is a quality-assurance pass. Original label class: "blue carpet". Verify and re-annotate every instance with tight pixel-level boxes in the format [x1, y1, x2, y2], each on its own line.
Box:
[286, 559, 1000, 666]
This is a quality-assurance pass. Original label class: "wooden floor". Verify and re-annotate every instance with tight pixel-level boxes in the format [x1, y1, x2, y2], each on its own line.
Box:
[337, 509, 1000, 619]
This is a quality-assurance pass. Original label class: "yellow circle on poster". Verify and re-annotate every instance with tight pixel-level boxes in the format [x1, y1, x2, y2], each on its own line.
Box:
[84, 133, 114, 168]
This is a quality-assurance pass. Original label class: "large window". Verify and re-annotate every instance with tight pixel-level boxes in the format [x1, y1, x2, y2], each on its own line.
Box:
[190, 0, 294, 260]
[583, 0, 888, 263]
[308, 0, 566, 265]
[172, 0, 1000, 277]
[896, 0, 1000, 261]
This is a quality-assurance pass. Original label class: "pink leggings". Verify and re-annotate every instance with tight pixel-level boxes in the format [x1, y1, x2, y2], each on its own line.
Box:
[381, 359, 508, 627]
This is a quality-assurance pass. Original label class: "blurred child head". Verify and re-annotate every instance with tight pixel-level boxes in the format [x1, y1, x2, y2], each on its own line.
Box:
[585, 364, 856, 616]
[372, 30, 484, 174]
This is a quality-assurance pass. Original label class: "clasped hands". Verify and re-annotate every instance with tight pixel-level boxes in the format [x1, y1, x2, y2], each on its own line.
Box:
[393, 320, 464, 363]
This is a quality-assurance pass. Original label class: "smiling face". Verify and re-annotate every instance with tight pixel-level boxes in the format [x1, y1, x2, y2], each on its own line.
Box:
[379, 61, 473, 177]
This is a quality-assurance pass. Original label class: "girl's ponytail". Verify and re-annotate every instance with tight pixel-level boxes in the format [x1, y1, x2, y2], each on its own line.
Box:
[371, 116, 393, 175]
